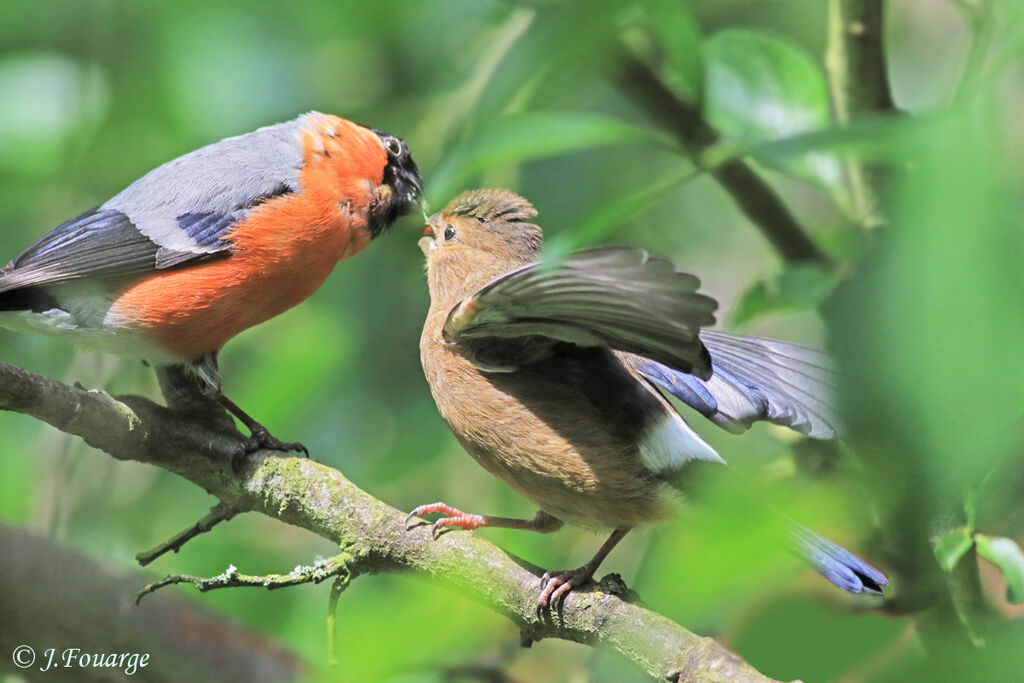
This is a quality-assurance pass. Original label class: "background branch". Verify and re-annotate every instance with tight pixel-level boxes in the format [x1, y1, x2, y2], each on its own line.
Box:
[0, 521, 304, 683]
[608, 48, 832, 266]
[0, 361, 782, 683]
[825, 0, 898, 228]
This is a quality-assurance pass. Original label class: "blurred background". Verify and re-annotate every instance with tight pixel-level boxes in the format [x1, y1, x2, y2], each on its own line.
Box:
[0, 0, 1022, 681]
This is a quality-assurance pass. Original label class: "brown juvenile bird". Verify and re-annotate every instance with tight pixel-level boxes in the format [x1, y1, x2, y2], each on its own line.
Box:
[410, 188, 886, 607]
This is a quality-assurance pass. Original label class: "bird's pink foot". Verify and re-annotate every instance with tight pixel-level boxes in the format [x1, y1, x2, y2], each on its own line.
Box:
[405, 502, 485, 539]
[538, 565, 597, 608]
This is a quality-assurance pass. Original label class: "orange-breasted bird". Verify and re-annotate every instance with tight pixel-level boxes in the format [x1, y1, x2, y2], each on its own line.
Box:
[409, 189, 886, 607]
[0, 112, 422, 455]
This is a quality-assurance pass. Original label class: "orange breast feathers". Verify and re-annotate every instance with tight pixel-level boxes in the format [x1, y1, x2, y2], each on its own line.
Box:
[109, 118, 387, 361]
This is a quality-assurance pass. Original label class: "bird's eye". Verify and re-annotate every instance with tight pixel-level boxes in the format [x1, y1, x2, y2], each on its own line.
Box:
[385, 137, 402, 156]
[443, 225, 456, 241]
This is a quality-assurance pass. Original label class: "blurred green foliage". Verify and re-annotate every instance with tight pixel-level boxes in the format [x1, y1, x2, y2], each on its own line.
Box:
[1, 0, 1022, 681]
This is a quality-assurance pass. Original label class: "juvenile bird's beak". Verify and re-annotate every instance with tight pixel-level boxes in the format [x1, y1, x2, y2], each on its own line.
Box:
[419, 216, 438, 257]
[423, 211, 443, 236]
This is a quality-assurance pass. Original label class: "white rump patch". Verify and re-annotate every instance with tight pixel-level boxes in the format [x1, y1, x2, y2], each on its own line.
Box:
[639, 414, 725, 474]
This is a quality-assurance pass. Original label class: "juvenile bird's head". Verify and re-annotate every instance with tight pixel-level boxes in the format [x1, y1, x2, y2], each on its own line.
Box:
[420, 189, 541, 304]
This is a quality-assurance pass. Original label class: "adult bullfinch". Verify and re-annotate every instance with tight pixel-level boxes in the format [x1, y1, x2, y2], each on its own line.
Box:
[408, 189, 886, 607]
[0, 112, 422, 456]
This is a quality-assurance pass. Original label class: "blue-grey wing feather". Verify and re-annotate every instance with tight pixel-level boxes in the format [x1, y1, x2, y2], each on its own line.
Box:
[638, 330, 841, 439]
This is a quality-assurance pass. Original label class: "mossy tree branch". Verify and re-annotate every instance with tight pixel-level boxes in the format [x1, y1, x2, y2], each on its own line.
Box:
[0, 360, 782, 683]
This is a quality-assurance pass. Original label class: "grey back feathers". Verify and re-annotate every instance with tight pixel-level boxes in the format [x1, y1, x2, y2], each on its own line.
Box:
[102, 114, 308, 255]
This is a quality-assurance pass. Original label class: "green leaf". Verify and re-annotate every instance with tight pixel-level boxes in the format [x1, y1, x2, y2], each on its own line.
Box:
[976, 534, 1024, 604]
[729, 264, 840, 327]
[428, 112, 675, 205]
[826, 103, 1024, 505]
[933, 528, 974, 573]
[702, 30, 843, 198]
[546, 165, 701, 258]
[752, 114, 941, 167]
[642, 0, 703, 99]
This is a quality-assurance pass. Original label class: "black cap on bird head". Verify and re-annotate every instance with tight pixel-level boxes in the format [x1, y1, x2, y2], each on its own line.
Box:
[368, 129, 423, 237]
[441, 189, 543, 258]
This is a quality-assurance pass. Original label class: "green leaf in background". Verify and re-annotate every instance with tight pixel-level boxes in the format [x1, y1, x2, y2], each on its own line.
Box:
[975, 534, 1024, 604]
[640, 0, 704, 100]
[545, 165, 701, 258]
[0, 53, 108, 173]
[729, 263, 840, 327]
[828, 101, 1024, 502]
[427, 112, 676, 205]
[934, 528, 974, 573]
[752, 114, 940, 168]
[702, 30, 844, 201]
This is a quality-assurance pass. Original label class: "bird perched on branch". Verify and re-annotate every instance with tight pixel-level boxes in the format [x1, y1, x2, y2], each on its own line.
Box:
[0, 112, 422, 456]
[409, 188, 886, 607]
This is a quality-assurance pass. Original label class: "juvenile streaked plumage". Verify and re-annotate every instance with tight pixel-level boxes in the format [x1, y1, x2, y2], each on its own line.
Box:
[0, 112, 422, 455]
[409, 188, 886, 606]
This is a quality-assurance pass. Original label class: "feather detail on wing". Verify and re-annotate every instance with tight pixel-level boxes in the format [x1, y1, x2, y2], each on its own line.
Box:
[443, 247, 719, 379]
[637, 331, 841, 439]
[0, 209, 183, 293]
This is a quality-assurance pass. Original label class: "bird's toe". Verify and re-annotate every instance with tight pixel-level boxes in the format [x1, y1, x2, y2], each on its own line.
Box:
[537, 567, 596, 609]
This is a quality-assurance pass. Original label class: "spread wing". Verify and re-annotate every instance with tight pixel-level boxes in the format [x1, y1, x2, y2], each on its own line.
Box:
[0, 116, 307, 297]
[443, 247, 719, 378]
[635, 330, 841, 438]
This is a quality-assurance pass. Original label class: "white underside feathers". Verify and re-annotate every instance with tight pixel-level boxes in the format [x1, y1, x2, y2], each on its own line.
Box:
[639, 413, 725, 474]
[0, 283, 172, 362]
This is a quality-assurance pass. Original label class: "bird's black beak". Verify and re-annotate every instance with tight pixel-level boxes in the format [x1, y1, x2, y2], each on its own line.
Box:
[369, 129, 423, 238]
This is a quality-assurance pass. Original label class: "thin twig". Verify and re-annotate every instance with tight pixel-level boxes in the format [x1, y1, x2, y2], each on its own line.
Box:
[327, 573, 351, 666]
[137, 554, 353, 604]
[135, 502, 237, 566]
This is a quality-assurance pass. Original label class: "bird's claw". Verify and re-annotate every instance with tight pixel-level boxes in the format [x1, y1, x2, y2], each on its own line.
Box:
[404, 502, 484, 538]
[537, 566, 596, 609]
[230, 426, 308, 471]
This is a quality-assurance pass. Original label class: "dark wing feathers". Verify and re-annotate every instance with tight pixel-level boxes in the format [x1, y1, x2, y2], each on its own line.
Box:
[0, 209, 165, 292]
[638, 330, 841, 438]
[0, 192, 288, 295]
[0, 208, 235, 296]
[444, 247, 719, 378]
